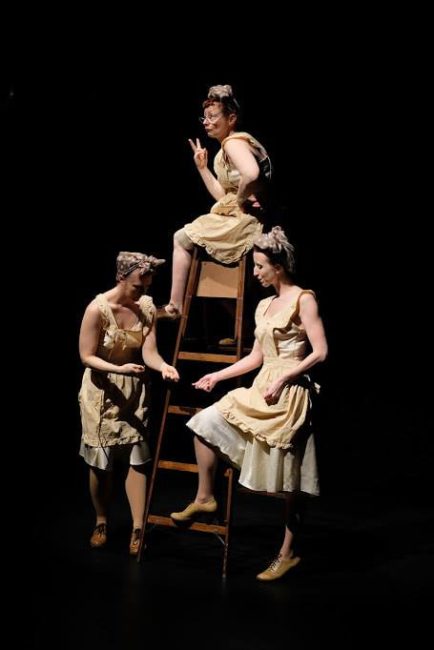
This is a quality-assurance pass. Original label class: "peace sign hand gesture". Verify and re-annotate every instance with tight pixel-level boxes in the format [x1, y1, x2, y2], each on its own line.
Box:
[188, 138, 208, 170]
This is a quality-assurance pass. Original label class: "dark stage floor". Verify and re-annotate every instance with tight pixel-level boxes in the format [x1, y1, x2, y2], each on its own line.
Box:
[31, 460, 433, 650]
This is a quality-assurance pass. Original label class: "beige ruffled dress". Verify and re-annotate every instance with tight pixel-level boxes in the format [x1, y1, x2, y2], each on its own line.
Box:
[186, 291, 320, 495]
[184, 132, 270, 264]
[79, 294, 156, 470]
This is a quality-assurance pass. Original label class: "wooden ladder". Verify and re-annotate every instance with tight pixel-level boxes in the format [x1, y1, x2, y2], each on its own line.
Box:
[138, 248, 247, 577]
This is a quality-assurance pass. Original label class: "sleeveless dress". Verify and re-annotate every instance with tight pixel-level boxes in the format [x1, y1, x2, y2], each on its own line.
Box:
[186, 291, 320, 495]
[78, 294, 156, 470]
[184, 132, 271, 264]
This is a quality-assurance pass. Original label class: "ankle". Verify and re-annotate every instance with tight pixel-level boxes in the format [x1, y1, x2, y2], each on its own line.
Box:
[195, 496, 215, 504]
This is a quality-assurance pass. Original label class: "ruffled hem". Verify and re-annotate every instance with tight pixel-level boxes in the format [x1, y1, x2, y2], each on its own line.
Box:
[187, 405, 319, 495]
[184, 228, 259, 264]
[217, 405, 297, 450]
[79, 439, 151, 471]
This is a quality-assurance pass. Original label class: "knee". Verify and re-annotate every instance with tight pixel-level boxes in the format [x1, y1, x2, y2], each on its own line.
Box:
[174, 228, 194, 251]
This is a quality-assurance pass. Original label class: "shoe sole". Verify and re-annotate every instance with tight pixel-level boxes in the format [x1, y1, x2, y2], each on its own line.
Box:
[170, 511, 217, 525]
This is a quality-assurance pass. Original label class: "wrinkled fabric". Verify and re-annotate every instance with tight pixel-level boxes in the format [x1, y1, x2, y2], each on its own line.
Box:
[78, 294, 155, 450]
[184, 132, 268, 264]
[187, 405, 319, 495]
[187, 291, 320, 495]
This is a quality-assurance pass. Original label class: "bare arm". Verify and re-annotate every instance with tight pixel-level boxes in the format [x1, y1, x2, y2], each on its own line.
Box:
[188, 138, 225, 201]
[263, 293, 328, 404]
[79, 302, 144, 375]
[192, 339, 263, 392]
[223, 138, 261, 208]
[142, 321, 179, 382]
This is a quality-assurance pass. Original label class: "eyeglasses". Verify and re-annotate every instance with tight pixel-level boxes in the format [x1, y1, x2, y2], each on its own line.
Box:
[198, 112, 222, 124]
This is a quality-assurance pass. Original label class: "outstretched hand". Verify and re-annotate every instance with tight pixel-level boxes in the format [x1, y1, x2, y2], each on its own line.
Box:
[188, 138, 208, 170]
[192, 372, 219, 392]
[161, 363, 180, 382]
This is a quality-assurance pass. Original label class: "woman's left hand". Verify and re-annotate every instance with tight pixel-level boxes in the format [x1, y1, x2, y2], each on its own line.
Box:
[263, 379, 285, 405]
[161, 363, 180, 382]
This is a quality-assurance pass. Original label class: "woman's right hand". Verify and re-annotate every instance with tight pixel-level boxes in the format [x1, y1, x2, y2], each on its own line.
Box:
[192, 372, 219, 392]
[188, 138, 208, 170]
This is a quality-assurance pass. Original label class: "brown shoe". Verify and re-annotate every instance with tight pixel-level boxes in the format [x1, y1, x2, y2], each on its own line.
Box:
[170, 497, 217, 522]
[256, 553, 301, 581]
[129, 528, 142, 556]
[90, 523, 107, 548]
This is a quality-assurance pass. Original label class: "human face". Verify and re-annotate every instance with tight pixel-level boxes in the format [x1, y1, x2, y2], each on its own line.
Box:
[253, 251, 279, 288]
[123, 268, 153, 299]
[200, 102, 236, 140]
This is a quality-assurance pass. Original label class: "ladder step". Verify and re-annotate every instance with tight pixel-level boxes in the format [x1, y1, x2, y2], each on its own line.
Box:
[178, 351, 237, 363]
[157, 460, 199, 472]
[167, 405, 202, 416]
[157, 459, 232, 478]
[147, 514, 227, 535]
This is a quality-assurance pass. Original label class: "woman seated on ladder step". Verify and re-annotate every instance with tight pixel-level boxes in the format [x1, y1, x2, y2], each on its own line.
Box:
[160, 83, 271, 321]
[170, 227, 328, 581]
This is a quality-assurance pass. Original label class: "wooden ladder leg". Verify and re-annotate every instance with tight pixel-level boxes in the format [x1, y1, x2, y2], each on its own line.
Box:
[222, 468, 234, 579]
[136, 250, 200, 562]
[136, 386, 172, 561]
[139, 251, 247, 577]
[235, 256, 246, 359]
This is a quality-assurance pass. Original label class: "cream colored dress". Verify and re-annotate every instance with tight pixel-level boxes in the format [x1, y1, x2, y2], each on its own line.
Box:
[184, 132, 270, 264]
[187, 291, 320, 495]
[79, 294, 156, 468]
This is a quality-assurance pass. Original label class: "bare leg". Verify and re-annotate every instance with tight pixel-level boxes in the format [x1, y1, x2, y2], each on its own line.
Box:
[278, 492, 304, 559]
[256, 492, 303, 580]
[125, 465, 147, 529]
[193, 435, 218, 503]
[168, 236, 192, 313]
[89, 467, 112, 525]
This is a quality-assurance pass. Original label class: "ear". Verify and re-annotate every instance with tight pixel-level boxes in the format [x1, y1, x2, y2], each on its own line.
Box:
[228, 113, 238, 127]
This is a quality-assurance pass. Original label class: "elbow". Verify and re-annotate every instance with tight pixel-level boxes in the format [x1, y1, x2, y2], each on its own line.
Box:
[316, 345, 328, 363]
[244, 171, 259, 185]
[80, 354, 92, 368]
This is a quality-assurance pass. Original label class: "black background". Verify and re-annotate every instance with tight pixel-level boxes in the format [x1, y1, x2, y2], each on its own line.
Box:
[6, 24, 432, 650]
[3, 35, 430, 502]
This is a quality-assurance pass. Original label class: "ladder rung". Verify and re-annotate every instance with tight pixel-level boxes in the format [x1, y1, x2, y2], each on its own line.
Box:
[157, 459, 232, 478]
[167, 405, 202, 416]
[147, 514, 227, 535]
[157, 460, 199, 472]
[178, 351, 238, 363]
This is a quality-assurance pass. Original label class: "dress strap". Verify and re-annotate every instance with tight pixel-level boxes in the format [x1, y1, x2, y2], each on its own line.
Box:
[138, 295, 156, 328]
[94, 294, 116, 330]
[221, 132, 270, 176]
[291, 290, 316, 319]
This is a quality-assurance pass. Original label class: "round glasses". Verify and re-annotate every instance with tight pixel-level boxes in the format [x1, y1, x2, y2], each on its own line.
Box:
[198, 112, 222, 124]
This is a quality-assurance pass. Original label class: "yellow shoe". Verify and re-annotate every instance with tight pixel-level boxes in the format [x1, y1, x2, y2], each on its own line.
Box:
[219, 337, 236, 346]
[90, 523, 107, 548]
[170, 498, 217, 522]
[256, 553, 301, 581]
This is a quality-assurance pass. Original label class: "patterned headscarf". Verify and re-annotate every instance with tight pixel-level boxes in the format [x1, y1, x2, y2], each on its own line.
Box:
[116, 251, 165, 281]
[254, 227, 296, 273]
